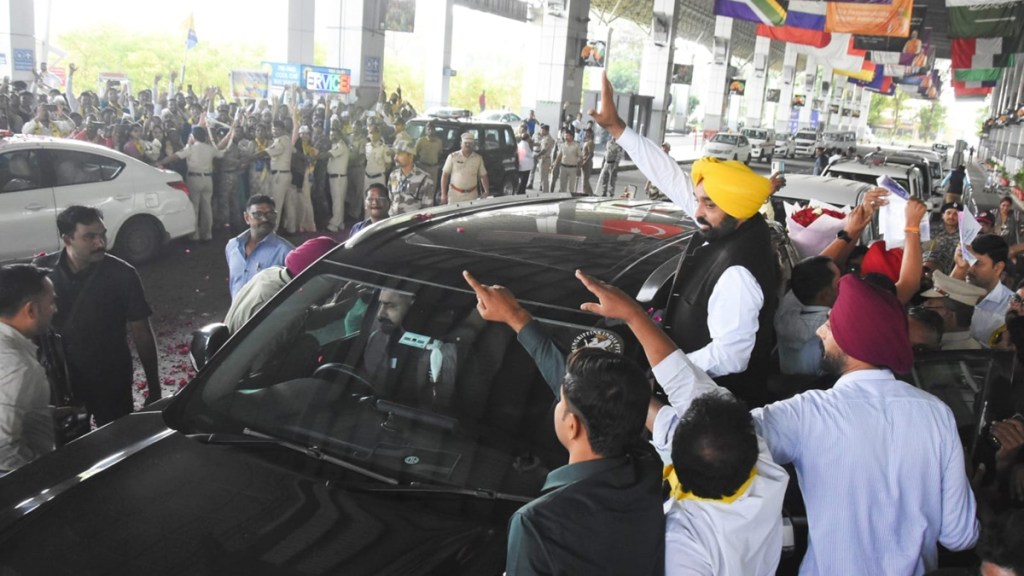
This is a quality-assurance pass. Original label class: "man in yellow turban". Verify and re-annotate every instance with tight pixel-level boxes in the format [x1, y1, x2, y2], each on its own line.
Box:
[589, 72, 779, 407]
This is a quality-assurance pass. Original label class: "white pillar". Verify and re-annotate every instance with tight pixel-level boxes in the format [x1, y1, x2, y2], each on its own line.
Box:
[525, 0, 590, 129]
[638, 0, 678, 143]
[775, 43, 798, 134]
[703, 16, 733, 133]
[744, 35, 771, 129]
[0, 0, 36, 84]
[798, 61, 816, 130]
[419, 0, 454, 110]
[330, 0, 386, 108]
[857, 88, 871, 140]
[287, 0, 315, 67]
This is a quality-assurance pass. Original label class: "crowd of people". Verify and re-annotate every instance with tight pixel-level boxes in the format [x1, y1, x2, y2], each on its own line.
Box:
[2, 66, 1024, 576]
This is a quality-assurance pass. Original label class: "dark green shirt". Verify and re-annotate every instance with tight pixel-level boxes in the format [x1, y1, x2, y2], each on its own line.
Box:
[506, 320, 665, 576]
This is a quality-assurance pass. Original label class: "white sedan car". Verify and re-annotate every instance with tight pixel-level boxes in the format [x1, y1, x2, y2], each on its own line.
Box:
[0, 134, 196, 263]
[774, 133, 796, 158]
[474, 110, 523, 126]
[703, 133, 752, 163]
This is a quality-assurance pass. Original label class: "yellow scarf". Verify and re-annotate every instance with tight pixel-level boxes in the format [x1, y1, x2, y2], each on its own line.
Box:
[663, 465, 757, 504]
[33, 121, 62, 137]
[302, 140, 317, 174]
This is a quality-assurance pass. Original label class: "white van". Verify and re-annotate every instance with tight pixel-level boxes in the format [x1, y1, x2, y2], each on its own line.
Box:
[793, 130, 819, 157]
[822, 130, 858, 151]
[822, 160, 926, 200]
[741, 128, 776, 162]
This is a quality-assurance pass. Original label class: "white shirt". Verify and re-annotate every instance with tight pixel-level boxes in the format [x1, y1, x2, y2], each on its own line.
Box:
[752, 369, 978, 575]
[21, 119, 74, 137]
[649, 349, 788, 576]
[0, 322, 54, 472]
[970, 282, 1012, 348]
[517, 140, 535, 172]
[617, 127, 764, 377]
[774, 291, 828, 375]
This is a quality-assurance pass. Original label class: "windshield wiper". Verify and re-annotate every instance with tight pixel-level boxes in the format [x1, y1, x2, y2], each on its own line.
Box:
[332, 480, 532, 503]
[238, 427, 399, 485]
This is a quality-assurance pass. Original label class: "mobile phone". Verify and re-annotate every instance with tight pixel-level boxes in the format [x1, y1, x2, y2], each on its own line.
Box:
[44, 103, 57, 112]
[771, 160, 785, 175]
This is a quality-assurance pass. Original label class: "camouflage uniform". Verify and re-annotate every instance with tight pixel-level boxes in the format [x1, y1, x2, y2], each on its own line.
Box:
[415, 132, 444, 197]
[924, 228, 960, 274]
[388, 166, 436, 217]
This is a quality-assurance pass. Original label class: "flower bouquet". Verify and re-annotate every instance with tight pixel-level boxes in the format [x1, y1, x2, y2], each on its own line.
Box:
[784, 200, 850, 259]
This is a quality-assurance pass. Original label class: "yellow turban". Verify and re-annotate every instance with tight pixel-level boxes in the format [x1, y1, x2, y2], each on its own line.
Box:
[691, 157, 772, 220]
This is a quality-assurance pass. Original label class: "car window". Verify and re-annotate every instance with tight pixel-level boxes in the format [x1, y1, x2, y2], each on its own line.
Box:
[796, 132, 816, 140]
[713, 134, 739, 145]
[500, 127, 514, 148]
[0, 149, 44, 192]
[177, 270, 628, 496]
[51, 150, 124, 187]
[482, 128, 502, 151]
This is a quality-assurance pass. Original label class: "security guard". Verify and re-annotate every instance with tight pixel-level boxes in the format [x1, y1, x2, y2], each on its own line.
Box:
[440, 132, 489, 204]
[389, 140, 435, 216]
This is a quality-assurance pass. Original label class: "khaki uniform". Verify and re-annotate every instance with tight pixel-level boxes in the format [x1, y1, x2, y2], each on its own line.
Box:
[365, 139, 393, 191]
[556, 141, 581, 194]
[266, 134, 298, 233]
[347, 132, 367, 221]
[326, 139, 350, 232]
[388, 166, 436, 216]
[533, 134, 555, 193]
[176, 141, 226, 240]
[598, 139, 622, 197]
[581, 139, 595, 195]
[415, 134, 444, 192]
[442, 151, 487, 203]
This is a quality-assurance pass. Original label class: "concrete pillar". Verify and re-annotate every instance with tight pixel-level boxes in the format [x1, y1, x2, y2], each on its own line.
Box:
[703, 16, 733, 133]
[798, 62, 816, 130]
[775, 43, 799, 134]
[330, 0, 386, 109]
[525, 0, 590, 130]
[744, 35, 772, 129]
[419, 0, 454, 110]
[857, 88, 871, 140]
[0, 0, 36, 84]
[827, 73, 846, 129]
[287, 0, 315, 67]
[638, 0, 678, 143]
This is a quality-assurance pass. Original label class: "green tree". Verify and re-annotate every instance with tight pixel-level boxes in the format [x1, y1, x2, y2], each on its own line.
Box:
[687, 95, 700, 121]
[916, 102, 947, 141]
[867, 93, 892, 127]
[59, 25, 268, 98]
[606, 59, 639, 93]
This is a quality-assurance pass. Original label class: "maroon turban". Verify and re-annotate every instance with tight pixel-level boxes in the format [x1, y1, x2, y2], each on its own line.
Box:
[285, 236, 339, 277]
[860, 241, 903, 283]
[830, 274, 913, 374]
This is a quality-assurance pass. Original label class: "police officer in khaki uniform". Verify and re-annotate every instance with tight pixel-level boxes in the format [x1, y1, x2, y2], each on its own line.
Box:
[441, 132, 490, 204]
[264, 119, 300, 233]
[415, 122, 444, 195]
[531, 124, 555, 193]
[554, 129, 582, 194]
[325, 125, 350, 233]
[365, 125, 393, 194]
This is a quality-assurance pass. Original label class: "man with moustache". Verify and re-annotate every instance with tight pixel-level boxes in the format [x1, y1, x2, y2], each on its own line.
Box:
[226, 195, 295, 299]
[34, 206, 161, 425]
[349, 183, 391, 237]
[360, 289, 415, 395]
[590, 72, 779, 406]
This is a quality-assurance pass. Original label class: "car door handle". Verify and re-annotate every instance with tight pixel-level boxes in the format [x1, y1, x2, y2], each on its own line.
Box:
[24, 202, 48, 211]
[114, 194, 132, 201]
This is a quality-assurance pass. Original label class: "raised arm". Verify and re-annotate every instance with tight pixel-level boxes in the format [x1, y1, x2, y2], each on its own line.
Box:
[820, 188, 888, 266]
[896, 198, 926, 305]
[588, 71, 696, 216]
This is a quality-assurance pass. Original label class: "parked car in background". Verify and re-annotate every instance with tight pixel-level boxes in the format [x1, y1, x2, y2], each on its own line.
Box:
[822, 130, 857, 151]
[423, 107, 473, 120]
[822, 159, 926, 201]
[406, 118, 520, 197]
[792, 130, 820, 158]
[474, 110, 523, 126]
[0, 195, 801, 574]
[741, 128, 776, 162]
[703, 132, 752, 163]
[0, 134, 195, 263]
[774, 133, 796, 158]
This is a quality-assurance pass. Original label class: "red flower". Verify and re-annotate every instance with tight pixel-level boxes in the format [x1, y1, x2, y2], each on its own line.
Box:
[791, 206, 846, 228]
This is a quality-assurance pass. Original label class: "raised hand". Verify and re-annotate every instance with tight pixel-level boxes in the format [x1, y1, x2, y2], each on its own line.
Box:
[576, 270, 644, 322]
[586, 71, 626, 139]
[463, 271, 532, 331]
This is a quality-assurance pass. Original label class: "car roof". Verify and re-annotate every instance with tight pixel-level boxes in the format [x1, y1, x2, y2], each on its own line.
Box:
[331, 196, 695, 308]
[0, 133, 147, 166]
[826, 160, 914, 178]
[775, 174, 872, 206]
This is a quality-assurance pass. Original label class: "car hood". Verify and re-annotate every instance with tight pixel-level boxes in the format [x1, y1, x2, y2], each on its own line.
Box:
[0, 413, 505, 575]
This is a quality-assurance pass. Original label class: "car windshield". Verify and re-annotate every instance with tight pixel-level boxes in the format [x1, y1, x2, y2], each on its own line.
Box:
[173, 267, 622, 496]
[796, 132, 816, 140]
[712, 134, 740, 145]
[743, 130, 767, 140]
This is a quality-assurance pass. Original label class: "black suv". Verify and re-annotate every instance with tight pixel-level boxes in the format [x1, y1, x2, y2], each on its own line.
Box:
[406, 117, 519, 197]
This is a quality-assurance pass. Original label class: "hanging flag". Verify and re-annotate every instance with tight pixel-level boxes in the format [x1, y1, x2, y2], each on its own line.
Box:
[853, 5, 928, 50]
[794, 32, 863, 69]
[952, 37, 1017, 70]
[835, 60, 878, 82]
[185, 13, 198, 50]
[756, 23, 831, 47]
[826, 0, 912, 37]
[953, 67, 1005, 82]
[713, 0, 787, 26]
[785, 0, 827, 30]
[946, 0, 1024, 39]
[851, 64, 887, 90]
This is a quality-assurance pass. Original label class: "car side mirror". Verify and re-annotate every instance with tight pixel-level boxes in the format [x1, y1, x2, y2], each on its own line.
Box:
[190, 322, 229, 371]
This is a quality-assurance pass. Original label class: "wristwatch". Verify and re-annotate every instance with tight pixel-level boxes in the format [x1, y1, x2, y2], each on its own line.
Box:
[837, 230, 853, 243]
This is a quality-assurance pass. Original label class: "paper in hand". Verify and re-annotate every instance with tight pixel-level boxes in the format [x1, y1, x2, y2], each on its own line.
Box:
[958, 210, 981, 266]
[876, 176, 929, 247]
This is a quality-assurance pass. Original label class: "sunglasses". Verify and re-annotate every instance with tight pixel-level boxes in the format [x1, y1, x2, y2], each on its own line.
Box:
[249, 210, 278, 220]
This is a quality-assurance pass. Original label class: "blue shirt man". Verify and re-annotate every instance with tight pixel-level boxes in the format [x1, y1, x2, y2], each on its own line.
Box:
[226, 195, 294, 298]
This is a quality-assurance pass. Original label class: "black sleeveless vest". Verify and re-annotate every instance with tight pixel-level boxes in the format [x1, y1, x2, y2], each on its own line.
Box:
[669, 214, 779, 407]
